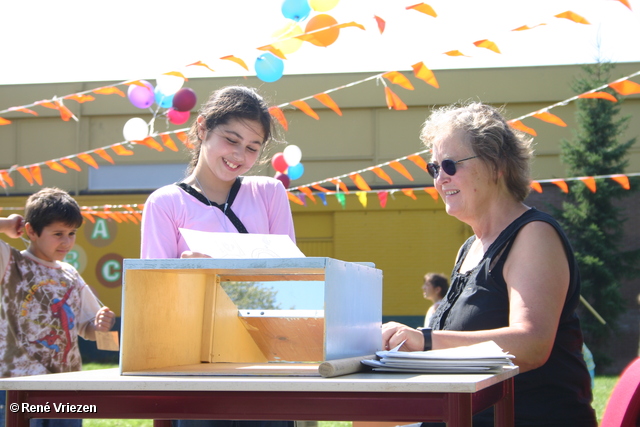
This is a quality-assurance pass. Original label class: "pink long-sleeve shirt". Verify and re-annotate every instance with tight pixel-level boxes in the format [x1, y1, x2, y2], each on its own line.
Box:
[140, 176, 296, 259]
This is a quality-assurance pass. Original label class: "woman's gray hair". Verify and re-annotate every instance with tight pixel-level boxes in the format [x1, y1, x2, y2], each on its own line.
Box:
[420, 102, 534, 202]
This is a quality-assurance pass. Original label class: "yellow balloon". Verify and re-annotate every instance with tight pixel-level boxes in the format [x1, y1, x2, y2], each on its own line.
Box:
[309, 0, 339, 12]
[272, 23, 304, 55]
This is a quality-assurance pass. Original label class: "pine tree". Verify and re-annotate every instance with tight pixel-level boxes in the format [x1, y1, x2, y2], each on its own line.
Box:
[558, 61, 639, 369]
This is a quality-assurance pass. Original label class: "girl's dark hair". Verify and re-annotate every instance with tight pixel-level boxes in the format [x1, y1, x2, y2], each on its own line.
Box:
[424, 273, 450, 299]
[186, 86, 277, 175]
[24, 187, 83, 236]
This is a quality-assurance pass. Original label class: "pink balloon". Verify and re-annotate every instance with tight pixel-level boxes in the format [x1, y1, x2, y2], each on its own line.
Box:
[167, 108, 190, 125]
[172, 87, 197, 112]
[274, 172, 290, 189]
[271, 152, 288, 173]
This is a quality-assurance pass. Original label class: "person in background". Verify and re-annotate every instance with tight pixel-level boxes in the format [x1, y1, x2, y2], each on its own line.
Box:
[0, 188, 115, 427]
[422, 273, 449, 328]
[382, 102, 597, 427]
[140, 86, 294, 427]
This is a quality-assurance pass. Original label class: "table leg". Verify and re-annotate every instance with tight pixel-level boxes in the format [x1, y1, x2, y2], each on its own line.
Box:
[5, 391, 28, 427]
[446, 394, 472, 427]
[493, 378, 514, 427]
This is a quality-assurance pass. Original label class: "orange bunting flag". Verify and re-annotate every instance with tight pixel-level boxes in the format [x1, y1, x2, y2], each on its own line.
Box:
[615, 0, 632, 10]
[9, 107, 38, 115]
[331, 179, 349, 193]
[412, 62, 439, 88]
[311, 184, 332, 193]
[511, 23, 546, 31]
[137, 137, 164, 152]
[554, 11, 590, 25]
[530, 181, 543, 193]
[111, 144, 134, 156]
[402, 188, 417, 200]
[407, 154, 428, 171]
[350, 173, 371, 191]
[609, 80, 640, 96]
[372, 167, 393, 185]
[187, 61, 215, 73]
[533, 111, 567, 127]
[257, 45, 287, 60]
[160, 134, 179, 152]
[382, 72, 415, 90]
[94, 148, 115, 164]
[82, 212, 96, 224]
[473, 39, 501, 54]
[46, 160, 67, 174]
[374, 15, 386, 34]
[508, 120, 537, 136]
[578, 92, 618, 102]
[0, 177, 5, 189]
[108, 212, 123, 224]
[287, 191, 305, 206]
[444, 50, 468, 57]
[163, 71, 188, 81]
[424, 187, 439, 201]
[220, 55, 249, 71]
[384, 87, 408, 110]
[269, 106, 289, 130]
[299, 186, 316, 203]
[580, 177, 597, 193]
[175, 131, 193, 149]
[30, 165, 43, 185]
[37, 101, 58, 110]
[551, 179, 569, 193]
[0, 117, 11, 125]
[611, 174, 630, 189]
[61, 158, 82, 172]
[65, 94, 95, 103]
[1, 171, 14, 187]
[56, 103, 74, 122]
[389, 161, 414, 181]
[126, 214, 140, 225]
[406, 3, 437, 17]
[77, 153, 99, 169]
[17, 166, 34, 185]
[378, 191, 388, 208]
[313, 93, 342, 116]
[291, 100, 320, 120]
[356, 191, 368, 208]
[92, 87, 125, 97]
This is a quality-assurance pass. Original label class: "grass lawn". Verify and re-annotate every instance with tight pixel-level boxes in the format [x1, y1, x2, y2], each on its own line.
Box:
[82, 364, 620, 427]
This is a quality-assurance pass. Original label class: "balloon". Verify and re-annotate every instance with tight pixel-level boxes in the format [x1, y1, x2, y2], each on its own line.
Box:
[154, 86, 174, 108]
[283, 144, 302, 166]
[127, 80, 154, 109]
[172, 87, 197, 112]
[288, 162, 305, 180]
[304, 14, 339, 47]
[255, 53, 285, 83]
[156, 74, 184, 96]
[272, 23, 303, 55]
[123, 117, 149, 141]
[271, 152, 289, 173]
[309, 0, 339, 12]
[274, 172, 290, 189]
[281, 0, 311, 21]
[167, 108, 191, 125]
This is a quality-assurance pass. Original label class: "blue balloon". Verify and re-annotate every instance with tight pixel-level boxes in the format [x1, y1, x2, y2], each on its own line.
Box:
[281, 0, 311, 21]
[288, 162, 305, 180]
[154, 87, 174, 108]
[255, 53, 285, 83]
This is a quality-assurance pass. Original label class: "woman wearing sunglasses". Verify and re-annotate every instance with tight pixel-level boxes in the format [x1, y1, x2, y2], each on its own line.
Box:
[382, 102, 596, 427]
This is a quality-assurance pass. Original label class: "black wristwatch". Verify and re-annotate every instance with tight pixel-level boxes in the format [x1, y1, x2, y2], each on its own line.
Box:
[418, 328, 432, 351]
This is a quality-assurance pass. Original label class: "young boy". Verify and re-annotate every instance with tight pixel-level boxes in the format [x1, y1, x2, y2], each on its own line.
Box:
[0, 188, 115, 379]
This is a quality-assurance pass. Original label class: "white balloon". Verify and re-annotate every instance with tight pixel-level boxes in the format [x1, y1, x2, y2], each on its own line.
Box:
[123, 117, 149, 141]
[283, 144, 302, 166]
[155, 74, 184, 96]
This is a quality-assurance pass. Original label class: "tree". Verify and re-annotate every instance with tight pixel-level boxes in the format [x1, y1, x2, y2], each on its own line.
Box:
[557, 61, 639, 369]
[220, 281, 281, 310]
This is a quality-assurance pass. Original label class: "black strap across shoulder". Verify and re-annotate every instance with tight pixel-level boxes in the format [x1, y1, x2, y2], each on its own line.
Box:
[175, 177, 248, 234]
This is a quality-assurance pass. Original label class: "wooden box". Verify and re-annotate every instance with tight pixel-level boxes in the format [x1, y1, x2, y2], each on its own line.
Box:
[120, 257, 382, 376]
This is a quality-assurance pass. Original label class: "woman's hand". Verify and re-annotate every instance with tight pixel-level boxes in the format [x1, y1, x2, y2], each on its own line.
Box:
[382, 321, 425, 351]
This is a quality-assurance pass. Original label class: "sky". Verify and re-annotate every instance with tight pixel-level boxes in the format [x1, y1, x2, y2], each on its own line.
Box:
[1, 0, 639, 86]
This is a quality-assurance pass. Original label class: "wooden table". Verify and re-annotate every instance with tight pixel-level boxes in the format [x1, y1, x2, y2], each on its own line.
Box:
[1, 367, 518, 427]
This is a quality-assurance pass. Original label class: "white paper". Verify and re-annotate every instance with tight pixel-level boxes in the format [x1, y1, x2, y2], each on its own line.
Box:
[179, 228, 305, 259]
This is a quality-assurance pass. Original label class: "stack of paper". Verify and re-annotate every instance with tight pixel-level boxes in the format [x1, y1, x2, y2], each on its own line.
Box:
[362, 341, 515, 374]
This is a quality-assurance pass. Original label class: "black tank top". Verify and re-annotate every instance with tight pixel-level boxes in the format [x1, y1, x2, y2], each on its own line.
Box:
[430, 208, 597, 427]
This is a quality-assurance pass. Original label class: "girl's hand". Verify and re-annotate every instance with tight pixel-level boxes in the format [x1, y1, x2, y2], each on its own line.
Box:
[180, 251, 211, 258]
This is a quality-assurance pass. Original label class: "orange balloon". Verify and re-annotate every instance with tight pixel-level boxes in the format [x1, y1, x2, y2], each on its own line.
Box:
[304, 14, 339, 47]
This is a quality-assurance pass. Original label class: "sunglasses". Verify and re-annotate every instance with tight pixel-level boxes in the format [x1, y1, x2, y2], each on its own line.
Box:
[427, 156, 478, 178]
